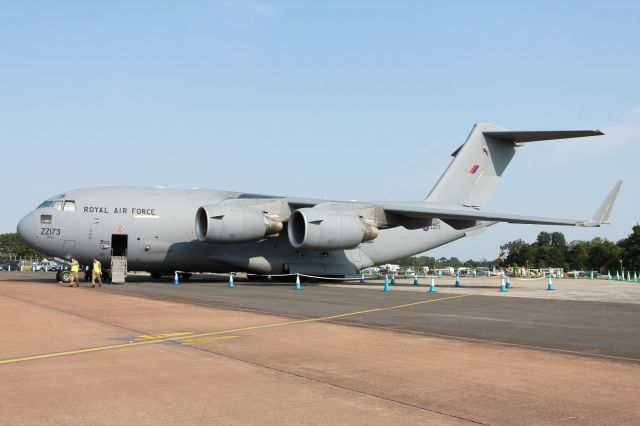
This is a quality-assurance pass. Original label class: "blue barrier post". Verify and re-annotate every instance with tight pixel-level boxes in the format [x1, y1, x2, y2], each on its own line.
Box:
[499, 275, 507, 292]
[173, 271, 180, 285]
[505, 274, 511, 289]
[228, 272, 235, 288]
[455, 273, 460, 288]
[391, 273, 396, 285]
[546, 275, 555, 290]
[383, 274, 390, 292]
[294, 273, 302, 290]
[360, 272, 365, 284]
[428, 277, 437, 293]
[413, 273, 419, 286]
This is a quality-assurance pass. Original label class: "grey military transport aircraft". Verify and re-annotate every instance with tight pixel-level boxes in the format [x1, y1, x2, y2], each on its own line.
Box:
[17, 123, 622, 283]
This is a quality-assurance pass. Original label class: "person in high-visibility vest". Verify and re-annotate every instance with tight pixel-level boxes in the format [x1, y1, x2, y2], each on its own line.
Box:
[70, 257, 80, 287]
[92, 257, 102, 288]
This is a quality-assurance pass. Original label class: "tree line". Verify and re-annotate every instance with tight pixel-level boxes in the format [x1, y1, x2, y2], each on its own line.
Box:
[395, 224, 639, 274]
[0, 233, 44, 260]
[393, 255, 492, 271]
[498, 225, 640, 273]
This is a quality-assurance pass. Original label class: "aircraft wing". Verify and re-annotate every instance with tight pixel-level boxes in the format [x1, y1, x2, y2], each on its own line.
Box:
[384, 180, 623, 229]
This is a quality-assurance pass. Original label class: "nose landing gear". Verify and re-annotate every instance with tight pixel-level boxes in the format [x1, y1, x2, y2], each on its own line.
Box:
[56, 270, 71, 283]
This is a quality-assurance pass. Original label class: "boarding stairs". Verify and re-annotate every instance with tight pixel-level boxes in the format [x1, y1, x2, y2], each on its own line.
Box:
[111, 256, 128, 284]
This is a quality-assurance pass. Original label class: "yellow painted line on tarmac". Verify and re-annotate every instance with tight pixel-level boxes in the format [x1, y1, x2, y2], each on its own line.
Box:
[0, 339, 175, 365]
[0, 294, 471, 365]
[135, 332, 194, 340]
[167, 294, 472, 340]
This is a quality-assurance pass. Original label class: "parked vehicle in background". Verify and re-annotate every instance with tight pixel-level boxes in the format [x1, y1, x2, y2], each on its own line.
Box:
[379, 264, 401, 273]
[38, 261, 64, 271]
[0, 261, 21, 271]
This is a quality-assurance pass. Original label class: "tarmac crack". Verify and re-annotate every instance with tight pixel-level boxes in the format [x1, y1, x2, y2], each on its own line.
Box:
[183, 343, 489, 425]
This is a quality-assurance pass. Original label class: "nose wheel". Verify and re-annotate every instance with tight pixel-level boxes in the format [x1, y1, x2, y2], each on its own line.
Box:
[56, 270, 71, 283]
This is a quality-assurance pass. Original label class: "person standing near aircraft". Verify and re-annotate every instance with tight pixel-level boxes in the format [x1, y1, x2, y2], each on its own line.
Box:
[92, 257, 102, 288]
[70, 257, 80, 287]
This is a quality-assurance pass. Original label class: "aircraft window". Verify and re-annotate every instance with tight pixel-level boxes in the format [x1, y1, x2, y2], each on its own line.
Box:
[40, 215, 52, 224]
[38, 201, 54, 208]
[63, 200, 76, 212]
[52, 201, 63, 211]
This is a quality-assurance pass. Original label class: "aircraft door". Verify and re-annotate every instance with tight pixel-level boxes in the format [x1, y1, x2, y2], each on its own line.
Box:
[110, 234, 128, 284]
[111, 234, 128, 257]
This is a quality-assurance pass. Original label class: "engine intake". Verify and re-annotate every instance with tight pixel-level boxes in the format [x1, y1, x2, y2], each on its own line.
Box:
[196, 205, 283, 243]
[288, 208, 378, 250]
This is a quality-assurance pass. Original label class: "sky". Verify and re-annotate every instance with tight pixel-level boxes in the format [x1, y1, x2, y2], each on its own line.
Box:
[1, 1, 639, 260]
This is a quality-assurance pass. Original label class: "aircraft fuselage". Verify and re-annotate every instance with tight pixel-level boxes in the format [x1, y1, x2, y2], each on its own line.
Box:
[17, 186, 473, 276]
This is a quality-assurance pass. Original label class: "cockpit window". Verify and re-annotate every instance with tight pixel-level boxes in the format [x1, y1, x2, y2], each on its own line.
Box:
[38, 200, 54, 208]
[63, 200, 76, 212]
[52, 201, 63, 211]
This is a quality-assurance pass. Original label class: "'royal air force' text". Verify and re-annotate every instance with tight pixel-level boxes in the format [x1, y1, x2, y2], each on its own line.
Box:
[83, 206, 156, 215]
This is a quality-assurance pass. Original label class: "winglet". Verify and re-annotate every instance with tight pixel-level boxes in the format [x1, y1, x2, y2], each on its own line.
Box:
[578, 180, 623, 227]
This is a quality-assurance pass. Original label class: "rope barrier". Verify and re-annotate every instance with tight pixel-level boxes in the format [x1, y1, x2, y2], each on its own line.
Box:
[176, 271, 555, 283]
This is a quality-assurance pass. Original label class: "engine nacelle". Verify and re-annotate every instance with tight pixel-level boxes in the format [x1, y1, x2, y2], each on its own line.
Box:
[288, 208, 378, 250]
[196, 205, 283, 243]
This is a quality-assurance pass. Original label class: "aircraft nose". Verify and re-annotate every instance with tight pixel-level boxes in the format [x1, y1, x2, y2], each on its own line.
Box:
[17, 211, 36, 246]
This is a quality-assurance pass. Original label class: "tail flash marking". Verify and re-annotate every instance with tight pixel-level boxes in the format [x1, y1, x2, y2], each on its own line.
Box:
[468, 164, 479, 174]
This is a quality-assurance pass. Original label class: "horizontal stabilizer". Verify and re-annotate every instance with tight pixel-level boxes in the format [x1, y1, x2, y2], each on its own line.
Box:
[483, 130, 603, 143]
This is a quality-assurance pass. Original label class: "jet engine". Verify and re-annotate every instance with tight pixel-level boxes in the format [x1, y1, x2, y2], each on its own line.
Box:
[196, 205, 283, 243]
[288, 208, 378, 250]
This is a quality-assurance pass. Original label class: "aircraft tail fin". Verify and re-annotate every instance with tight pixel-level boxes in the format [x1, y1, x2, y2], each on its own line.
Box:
[580, 180, 623, 227]
[425, 123, 604, 208]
